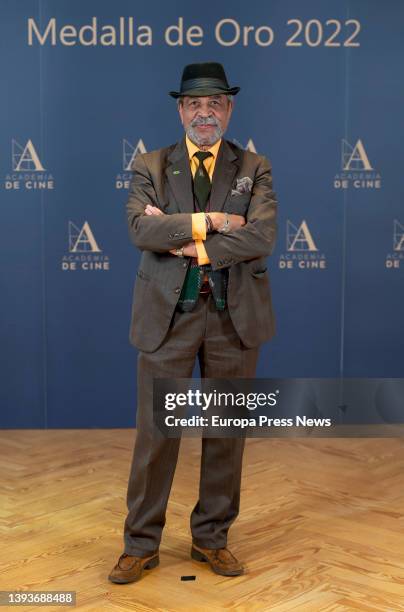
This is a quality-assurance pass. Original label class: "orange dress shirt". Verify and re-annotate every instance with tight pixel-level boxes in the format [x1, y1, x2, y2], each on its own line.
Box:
[186, 134, 222, 265]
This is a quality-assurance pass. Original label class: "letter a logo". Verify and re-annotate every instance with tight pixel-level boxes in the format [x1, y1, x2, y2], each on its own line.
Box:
[287, 220, 318, 252]
[393, 220, 404, 252]
[12, 139, 45, 171]
[69, 221, 101, 253]
[244, 139, 257, 153]
[123, 139, 147, 171]
[342, 139, 373, 171]
[231, 138, 257, 153]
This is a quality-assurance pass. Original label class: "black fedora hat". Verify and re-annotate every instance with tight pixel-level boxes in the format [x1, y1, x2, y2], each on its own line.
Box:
[169, 62, 240, 98]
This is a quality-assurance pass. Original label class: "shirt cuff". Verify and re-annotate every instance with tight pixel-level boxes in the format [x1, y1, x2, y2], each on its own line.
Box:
[195, 240, 210, 265]
[191, 212, 206, 241]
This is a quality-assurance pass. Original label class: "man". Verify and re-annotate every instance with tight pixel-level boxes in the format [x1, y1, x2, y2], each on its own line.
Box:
[108, 62, 277, 584]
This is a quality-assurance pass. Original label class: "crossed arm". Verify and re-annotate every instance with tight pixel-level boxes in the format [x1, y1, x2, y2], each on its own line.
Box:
[126, 153, 277, 270]
[143, 205, 244, 259]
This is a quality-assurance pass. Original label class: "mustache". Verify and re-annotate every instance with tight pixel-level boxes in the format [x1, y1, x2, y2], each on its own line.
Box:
[191, 117, 220, 127]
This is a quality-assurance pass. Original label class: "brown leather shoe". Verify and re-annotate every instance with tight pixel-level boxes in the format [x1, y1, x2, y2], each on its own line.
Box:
[191, 544, 244, 576]
[108, 551, 159, 584]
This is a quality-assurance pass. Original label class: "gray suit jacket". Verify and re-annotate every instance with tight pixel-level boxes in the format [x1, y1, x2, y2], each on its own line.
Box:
[126, 136, 277, 352]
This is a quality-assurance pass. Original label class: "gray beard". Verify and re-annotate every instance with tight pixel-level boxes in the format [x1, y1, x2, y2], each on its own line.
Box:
[186, 123, 224, 147]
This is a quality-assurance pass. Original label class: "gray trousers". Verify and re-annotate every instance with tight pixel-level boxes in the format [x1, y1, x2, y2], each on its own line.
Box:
[123, 293, 259, 557]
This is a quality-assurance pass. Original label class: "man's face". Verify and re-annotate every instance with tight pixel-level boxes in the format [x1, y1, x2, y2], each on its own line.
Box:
[178, 94, 233, 147]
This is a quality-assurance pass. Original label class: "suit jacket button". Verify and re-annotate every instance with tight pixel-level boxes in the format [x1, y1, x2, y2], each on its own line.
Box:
[174, 287, 181, 294]
[182, 262, 187, 268]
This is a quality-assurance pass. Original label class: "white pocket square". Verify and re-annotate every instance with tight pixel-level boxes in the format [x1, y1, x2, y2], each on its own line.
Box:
[231, 176, 253, 197]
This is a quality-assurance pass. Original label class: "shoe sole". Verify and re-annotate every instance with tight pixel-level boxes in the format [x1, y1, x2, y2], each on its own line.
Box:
[191, 547, 244, 576]
[108, 555, 159, 584]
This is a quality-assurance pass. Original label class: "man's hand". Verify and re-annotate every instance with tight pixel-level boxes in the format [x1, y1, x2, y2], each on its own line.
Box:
[169, 242, 198, 258]
[208, 212, 245, 232]
[145, 204, 164, 216]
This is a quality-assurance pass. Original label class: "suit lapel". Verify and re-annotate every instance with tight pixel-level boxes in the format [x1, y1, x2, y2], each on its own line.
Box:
[165, 137, 194, 213]
[209, 139, 239, 213]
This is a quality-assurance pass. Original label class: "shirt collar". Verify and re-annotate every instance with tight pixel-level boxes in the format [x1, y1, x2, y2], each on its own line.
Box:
[185, 134, 222, 161]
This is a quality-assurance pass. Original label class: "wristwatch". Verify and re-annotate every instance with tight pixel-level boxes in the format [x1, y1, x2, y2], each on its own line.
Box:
[205, 213, 214, 233]
[175, 247, 185, 257]
[218, 212, 231, 234]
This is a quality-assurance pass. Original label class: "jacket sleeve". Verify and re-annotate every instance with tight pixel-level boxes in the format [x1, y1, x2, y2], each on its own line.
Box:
[203, 156, 277, 270]
[126, 154, 194, 252]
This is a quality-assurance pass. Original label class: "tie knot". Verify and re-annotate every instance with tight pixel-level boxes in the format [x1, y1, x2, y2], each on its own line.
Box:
[194, 151, 213, 163]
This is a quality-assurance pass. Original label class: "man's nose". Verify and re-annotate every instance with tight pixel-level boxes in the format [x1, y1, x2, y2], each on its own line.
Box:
[197, 111, 211, 119]
[197, 104, 212, 117]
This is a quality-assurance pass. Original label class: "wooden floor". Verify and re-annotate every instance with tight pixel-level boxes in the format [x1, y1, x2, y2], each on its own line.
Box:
[1, 430, 404, 611]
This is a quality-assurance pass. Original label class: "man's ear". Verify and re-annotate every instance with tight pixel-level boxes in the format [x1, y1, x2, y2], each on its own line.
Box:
[177, 101, 184, 125]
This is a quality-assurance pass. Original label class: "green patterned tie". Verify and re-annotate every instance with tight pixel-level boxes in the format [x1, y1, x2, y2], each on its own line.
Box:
[193, 151, 213, 211]
[177, 149, 229, 312]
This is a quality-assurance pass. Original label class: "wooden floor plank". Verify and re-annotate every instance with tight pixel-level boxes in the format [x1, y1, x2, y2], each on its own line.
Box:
[1, 431, 404, 610]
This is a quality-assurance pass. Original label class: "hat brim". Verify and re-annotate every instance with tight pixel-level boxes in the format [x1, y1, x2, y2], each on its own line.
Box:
[169, 86, 240, 98]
